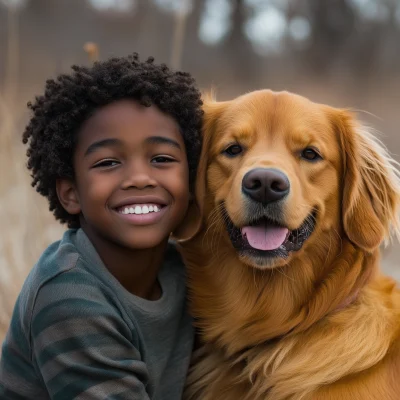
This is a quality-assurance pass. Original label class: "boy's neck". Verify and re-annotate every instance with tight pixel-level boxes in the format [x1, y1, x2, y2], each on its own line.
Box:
[81, 225, 167, 301]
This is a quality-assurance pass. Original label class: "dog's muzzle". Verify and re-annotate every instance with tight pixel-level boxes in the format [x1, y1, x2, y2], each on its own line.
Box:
[222, 168, 315, 261]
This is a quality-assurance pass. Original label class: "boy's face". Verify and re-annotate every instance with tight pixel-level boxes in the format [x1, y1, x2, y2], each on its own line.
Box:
[60, 99, 189, 250]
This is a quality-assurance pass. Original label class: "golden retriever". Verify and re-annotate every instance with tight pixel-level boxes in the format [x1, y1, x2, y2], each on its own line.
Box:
[174, 90, 400, 400]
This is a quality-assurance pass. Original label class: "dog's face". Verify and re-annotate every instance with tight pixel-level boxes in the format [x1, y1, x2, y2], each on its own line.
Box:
[185, 90, 399, 270]
[203, 91, 341, 268]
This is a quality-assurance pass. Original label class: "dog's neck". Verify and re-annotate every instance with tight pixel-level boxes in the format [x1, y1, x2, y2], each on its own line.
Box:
[333, 288, 361, 312]
[181, 228, 378, 356]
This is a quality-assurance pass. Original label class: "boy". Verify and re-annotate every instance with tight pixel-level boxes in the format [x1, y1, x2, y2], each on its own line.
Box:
[0, 54, 203, 399]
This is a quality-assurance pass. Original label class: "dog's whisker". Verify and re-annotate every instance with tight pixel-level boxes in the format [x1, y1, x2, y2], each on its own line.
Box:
[276, 266, 295, 282]
[252, 268, 258, 290]
[331, 228, 343, 258]
[324, 233, 333, 267]
[204, 220, 221, 254]
[204, 204, 227, 255]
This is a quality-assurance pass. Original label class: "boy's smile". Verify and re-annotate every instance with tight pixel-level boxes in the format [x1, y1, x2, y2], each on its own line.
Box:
[113, 195, 167, 225]
[59, 99, 190, 251]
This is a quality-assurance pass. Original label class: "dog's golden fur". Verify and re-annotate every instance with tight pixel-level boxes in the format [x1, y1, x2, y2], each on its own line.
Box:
[176, 90, 400, 399]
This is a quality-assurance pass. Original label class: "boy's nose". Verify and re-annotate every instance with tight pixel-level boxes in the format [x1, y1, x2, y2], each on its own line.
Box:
[121, 163, 157, 190]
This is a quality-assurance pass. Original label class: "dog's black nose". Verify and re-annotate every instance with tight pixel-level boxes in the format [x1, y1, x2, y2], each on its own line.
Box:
[242, 168, 290, 203]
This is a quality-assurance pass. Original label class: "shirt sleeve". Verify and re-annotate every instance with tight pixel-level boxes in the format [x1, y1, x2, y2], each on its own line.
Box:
[30, 269, 151, 400]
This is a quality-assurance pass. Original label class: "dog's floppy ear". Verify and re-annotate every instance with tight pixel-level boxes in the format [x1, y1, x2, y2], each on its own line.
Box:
[173, 94, 230, 242]
[332, 110, 400, 252]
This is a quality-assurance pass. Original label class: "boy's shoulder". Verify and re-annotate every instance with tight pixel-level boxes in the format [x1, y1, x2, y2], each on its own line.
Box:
[24, 233, 185, 306]
[17, 230, 111, 322]
[24, 229, 86, 291]
[15, 229, 134, 338]
[22, 233, 186, 306]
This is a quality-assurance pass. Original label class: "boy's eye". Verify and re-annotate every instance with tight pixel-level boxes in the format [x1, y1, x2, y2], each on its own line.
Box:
[151, 156, 175, 163]
[92, 159, 120, 168]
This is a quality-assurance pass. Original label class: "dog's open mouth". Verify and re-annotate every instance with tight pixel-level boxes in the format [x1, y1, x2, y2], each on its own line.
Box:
[224, 210, 316, 259]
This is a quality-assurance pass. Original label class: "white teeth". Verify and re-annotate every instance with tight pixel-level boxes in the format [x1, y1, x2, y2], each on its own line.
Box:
[119, 204, 162, 214]
[135, 205, 142, 214]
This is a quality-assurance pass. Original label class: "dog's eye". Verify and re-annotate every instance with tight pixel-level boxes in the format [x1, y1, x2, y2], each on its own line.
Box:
[301, 147, 321, 161]
[223, 144, 243, 157]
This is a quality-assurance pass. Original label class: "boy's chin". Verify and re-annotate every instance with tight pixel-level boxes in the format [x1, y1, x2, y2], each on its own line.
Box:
[118, 231, 171, 251]
[82, 221, 172, 251]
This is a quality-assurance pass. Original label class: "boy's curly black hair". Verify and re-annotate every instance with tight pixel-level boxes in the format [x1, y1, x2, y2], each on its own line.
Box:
[22, 53, 203, 229]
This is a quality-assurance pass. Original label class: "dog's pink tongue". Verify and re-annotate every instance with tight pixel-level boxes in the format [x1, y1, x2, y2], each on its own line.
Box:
[242, 225, 288, 251]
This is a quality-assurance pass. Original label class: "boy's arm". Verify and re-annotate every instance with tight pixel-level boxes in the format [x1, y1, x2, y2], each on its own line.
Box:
[31, 271, 151, 400]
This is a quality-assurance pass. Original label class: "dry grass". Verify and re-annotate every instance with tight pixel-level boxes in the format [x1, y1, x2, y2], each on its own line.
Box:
[0, 6, 64, 343]
[0, 98, 65, 343]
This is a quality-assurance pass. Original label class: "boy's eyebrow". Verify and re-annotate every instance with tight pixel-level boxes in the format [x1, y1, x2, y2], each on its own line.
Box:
[145, 136, 181, 149]
[84, 138, 121, 156]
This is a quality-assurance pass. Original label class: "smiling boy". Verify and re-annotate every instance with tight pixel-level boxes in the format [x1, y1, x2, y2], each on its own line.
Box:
[0, 54, 203, 399]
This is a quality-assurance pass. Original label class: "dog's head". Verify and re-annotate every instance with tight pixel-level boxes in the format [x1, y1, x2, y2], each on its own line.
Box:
[176, 90, 400, 270]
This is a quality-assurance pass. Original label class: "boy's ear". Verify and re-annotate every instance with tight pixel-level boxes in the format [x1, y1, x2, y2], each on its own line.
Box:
[172, 193, 202, 243]
[56, 178, 81, 215]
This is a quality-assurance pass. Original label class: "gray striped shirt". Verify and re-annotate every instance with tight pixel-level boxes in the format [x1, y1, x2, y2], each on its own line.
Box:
[0, 229, 193, 399]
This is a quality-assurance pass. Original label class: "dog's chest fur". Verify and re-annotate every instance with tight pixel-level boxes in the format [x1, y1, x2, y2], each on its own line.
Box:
[184, 275, 400, 400]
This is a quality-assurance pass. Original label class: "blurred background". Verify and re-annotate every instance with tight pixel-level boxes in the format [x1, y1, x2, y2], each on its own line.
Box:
[1, 0, 400, 342]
